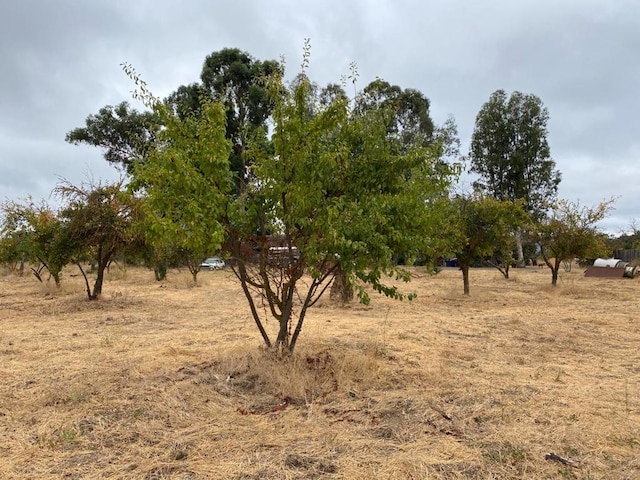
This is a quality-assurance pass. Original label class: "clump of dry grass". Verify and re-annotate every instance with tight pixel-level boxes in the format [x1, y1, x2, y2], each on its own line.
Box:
[194, 342, 384, 408]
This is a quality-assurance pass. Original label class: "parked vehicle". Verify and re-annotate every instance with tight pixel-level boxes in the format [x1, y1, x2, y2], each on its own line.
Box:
[200, 257, 225, 270]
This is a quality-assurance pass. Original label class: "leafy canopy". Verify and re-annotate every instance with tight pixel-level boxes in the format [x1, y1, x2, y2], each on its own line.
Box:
[225, 52, 458, 352]
[124, 64, 233, 283]
[534, 198, 613, 286]
[470, 89, 561, 220]
[65, 102, 161, 173]
[451, 195, 530, 294]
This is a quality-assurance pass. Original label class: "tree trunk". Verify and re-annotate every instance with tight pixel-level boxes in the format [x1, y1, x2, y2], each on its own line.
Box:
[330, 264, 353, 303]
[274, 287, 295, 352]
[551, 258, 561, 286]
[90, 246, 116, 300]
[154, 263, 167, 281]
[515, 230, 525, 267]
[91, 262, 105, 299]
[18, 253, 25, 276]
[461, 264, 470, 295]
[75, 262, 93, 301]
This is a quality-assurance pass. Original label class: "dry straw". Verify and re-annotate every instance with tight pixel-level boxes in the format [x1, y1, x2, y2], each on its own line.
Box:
[0, 265, 638, 478]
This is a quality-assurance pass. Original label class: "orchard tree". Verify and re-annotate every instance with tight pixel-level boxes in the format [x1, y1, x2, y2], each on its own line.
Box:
[318, 74, 459, 302]
[0, 203, 32, 274]
[452, 195, 529, 295]
[0, 235, 25, 273]
[0, 200, 73, 284]
[124, 51, 457, 353]
[57, 180, 135, 299]
[226, 54, 457, 353]
[534, 199, 613, 286]
[469, 89, 561, 265]
[124, 63, 232, 285]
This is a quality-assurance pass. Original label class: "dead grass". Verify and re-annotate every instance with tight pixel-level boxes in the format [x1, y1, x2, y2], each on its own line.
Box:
[0, 265, 639, 479]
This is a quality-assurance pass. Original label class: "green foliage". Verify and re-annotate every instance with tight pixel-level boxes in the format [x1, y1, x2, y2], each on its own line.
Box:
[65, 102, 161, 173]
[199, 48, 281, 188]
[114, 47, 456, 352]
[534, 198, 614, 285]
[0, 235, 23, 271]
[57, 180, 135, 299]
[126, 74, 233, 284]
[470, 89, 561, 220]
[0, 200, 73, 284]
[227, 53, 457, 352]
[355, 78, 436, 152]
[0, 205, 30, 272]
[451, 195, 530, 294]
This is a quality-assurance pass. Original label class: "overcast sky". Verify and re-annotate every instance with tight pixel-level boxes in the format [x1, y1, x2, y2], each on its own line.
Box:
[1, 0, 638, 233]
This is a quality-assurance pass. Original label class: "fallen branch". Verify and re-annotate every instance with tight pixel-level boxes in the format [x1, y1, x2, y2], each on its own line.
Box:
[545, 452, 579, 467]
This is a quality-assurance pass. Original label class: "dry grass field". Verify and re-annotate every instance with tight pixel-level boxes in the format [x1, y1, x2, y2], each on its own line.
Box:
[1, 264, 639, 479]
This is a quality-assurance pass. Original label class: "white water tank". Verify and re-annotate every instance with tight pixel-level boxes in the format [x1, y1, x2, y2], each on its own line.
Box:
[593, 258, 627, 268]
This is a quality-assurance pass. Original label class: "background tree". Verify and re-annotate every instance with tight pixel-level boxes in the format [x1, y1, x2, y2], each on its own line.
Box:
[56, 180, 135, 299]
[67, 49, 279, 191]
[355, 78, 435, 151]
[533, 199, 613, 286]
[451, 195, 529, 295]
[0, 203, 32, 275]
[0, 234, 25, 273]
[0, 200, 73, 284]
[605, 220, 640, 255]
[65, 102, 161, 173]
[469, 89, 561, 265]
[199, 48, 280, 189]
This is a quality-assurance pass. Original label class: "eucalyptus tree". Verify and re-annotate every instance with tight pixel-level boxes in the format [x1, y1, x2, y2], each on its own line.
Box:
[199, 48, 280, 189]
[65, 102, 161, 174]
[469, 90, 561, 265]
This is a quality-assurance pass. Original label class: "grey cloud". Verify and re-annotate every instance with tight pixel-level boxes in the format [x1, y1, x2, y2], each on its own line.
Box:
[0, 0, 638, 232]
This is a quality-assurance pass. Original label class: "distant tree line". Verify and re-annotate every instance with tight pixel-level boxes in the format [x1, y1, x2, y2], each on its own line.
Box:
[0, 44, 619, 352]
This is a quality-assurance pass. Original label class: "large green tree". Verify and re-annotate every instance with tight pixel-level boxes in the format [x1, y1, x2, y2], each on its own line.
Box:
[225, 59, 456, 353]
[124, 53, 457, 353]
[469, 90, 561, 265]
[124, 63, 233, 285]
[65, 102, 161, 173]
